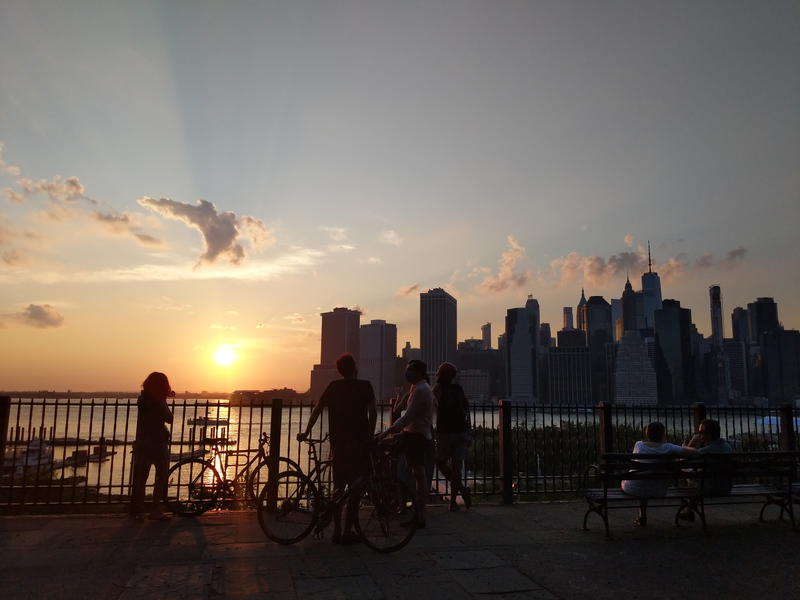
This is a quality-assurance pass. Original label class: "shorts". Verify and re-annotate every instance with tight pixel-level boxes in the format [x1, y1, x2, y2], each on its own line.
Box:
[401, 432, 429, 468]
[436, 431, 471, 462]
[332, 447, 368, 489]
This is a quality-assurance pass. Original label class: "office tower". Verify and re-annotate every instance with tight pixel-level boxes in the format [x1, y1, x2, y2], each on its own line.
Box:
[723, 339, 748, 397]
[458, 369, 491, 404]
[563, 307, 574, 330]
[576, 288, 587, 331]
[539, 323, 553, 348]
[654, 299, 695, 404]
[622, 277, 638, 333]
[557, 328, 587, 348]
[505, 295, 540, 403]
[481, 322, 492, 350]
[731, 307, 749, 346]
[611, 298, 622, 342]
[641, 242, 663, 329]
[614, 331, 658, 406]
[457, 339, 505, 399]
[582, 296, 613, 403]
[358, 320, 397, 402]
[759, 330, 800, 404]
[310, 307, 362, 400]
[420, 287, 457, 376]
[401, 341, 422, 362]
[547, 347, 592, 404]
[747, 297, 780, 341]
[709, 286, 725, 347]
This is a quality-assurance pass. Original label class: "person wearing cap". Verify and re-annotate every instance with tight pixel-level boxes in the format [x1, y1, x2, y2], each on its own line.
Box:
[130, 371, 174, 521]
[433, 362, 472, 511]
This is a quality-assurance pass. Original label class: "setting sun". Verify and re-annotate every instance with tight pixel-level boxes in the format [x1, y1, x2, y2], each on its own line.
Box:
[213, 345, 237, 368]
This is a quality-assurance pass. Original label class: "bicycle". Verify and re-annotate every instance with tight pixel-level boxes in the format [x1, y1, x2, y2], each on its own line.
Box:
[167, 432, 302, 516]
[256, 433, 419, 553]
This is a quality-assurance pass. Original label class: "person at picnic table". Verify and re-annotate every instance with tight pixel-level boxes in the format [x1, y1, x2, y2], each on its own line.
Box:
[130, 371, 174, 521]
[432, 362, 472, 512]
[620, 421, 695, 527]
[379, 359, 436, 529]
[297, 353, 377, 545]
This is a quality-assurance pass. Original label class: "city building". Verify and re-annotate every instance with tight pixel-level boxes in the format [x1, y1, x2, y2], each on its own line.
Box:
[709, 285, 730, 405]
[654, 299, 695, 404]
[358, 319, 397, 403]
[580, 295, 613, 403]
[563, 307, 574, 330]
[458, 369, 491, 404]
[505, 295, 540, 404]
[731, 307, 750, 346]
[641, 242, 663, 329]
[546, 347, 592, 404]
[481, 322, 492, 350]
[309, 307, 361, 401]
[420, 287, 457, 377]
[557, 328, 586, 348]
[576, 288, 587, 331]
[614, 330, 658, 406]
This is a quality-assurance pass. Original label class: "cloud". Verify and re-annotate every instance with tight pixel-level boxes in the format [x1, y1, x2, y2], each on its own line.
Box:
[624, 234, 634, 247]
[396, 283, 419, 297]
[2, 188, 24, 202]
[694, 253, 714, 268]
[358, 256, 381, 265]
[0, 143, 20, 177]
[479, 235, 529, 292]
[550, 247, 678, 287]
[138, 197, 272, 266]
[321, 226, 348, 242]
[283, 313, 306, 324]
[19, 304, 64, 328]
[721, 246, 747, 269]
[90, 211, 164, 246]
[380, 230, 403, 246]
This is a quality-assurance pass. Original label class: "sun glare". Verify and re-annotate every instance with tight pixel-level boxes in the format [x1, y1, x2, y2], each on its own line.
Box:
[213, 345, 237, 368]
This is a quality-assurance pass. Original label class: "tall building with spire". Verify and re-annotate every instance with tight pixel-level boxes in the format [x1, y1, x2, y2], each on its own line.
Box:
[621, 275, 638, 333]
[641, 242, 663, 330]
[576, 288, 587, 331]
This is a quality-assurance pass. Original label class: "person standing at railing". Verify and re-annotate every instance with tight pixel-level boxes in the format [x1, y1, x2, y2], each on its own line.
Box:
[432, 362, 472, 511]
[129, 372, 174, 521]
[380, 359, 436, 529]
[298, 354, 377, 545]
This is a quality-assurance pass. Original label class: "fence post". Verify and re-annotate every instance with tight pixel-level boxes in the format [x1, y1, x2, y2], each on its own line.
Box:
[498, 399, 514, 505]
[266, 398, 283, 510]
[692, 402, 707, 432]
[598, 401, 613, 456]
[779, 404, 796, 452]
[0, 396, 9, 463]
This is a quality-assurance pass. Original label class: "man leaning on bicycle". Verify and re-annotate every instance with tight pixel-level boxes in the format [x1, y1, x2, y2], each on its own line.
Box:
[297, 353, 376, 545]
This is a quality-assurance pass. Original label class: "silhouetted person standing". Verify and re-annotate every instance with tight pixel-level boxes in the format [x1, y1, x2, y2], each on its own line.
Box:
[433, 362, 472, 511]
[130, 372, 174, 521]
[298, 354, 377, 544]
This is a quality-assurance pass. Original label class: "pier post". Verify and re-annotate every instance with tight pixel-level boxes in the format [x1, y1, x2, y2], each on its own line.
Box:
[266, 399, 283, 511]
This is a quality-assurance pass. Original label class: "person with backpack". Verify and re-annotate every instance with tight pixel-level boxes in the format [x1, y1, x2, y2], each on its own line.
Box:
[432, 362, 472, 511]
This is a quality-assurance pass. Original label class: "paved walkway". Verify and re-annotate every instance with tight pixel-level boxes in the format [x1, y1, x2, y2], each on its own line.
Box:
[1, 501, 799, 599]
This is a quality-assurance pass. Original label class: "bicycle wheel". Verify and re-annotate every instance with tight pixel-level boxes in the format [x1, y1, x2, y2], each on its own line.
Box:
[256, 470, 319, 544]
[355, 477, 418, 553]
[167, 459, 222, 516]
[246, 456, 303, 504]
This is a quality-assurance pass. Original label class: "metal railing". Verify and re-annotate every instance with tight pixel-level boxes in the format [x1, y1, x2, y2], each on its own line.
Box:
[0, 395, 797, 509]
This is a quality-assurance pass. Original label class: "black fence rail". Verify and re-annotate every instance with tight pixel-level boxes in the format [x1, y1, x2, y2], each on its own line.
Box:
[0, 395, 797, 509]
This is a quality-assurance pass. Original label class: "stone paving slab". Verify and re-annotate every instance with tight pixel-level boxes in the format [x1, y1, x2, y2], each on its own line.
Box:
[1, 501, 799, 599]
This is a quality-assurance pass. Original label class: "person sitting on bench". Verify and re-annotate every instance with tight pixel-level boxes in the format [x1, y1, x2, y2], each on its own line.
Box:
[621, 421, 695, 527]
[678, 419, 733, 521]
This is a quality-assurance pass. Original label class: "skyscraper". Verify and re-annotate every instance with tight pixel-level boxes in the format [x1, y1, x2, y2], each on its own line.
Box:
[358, 319, 397, 402]
[731, 307, 750, 346]
[505, 295, 540, 404]
[654, 299, 695, 404]
[481, 322, 492, 350]
[614, 330, 658, 406]
[563, 307, 574, 330]
[420, 287, 457, 376]
[709, 285, 724, 347]
[709, 285, 730, 405]
[576, 288, 587, 331]
[641, 242, 663, 330]
[310, 307, 361, 400]
[582, 296, 613, 403]
[747, 297, 780, 341]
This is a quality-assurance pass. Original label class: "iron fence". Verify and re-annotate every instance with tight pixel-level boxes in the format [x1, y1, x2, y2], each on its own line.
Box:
[0, 395, 796, 509]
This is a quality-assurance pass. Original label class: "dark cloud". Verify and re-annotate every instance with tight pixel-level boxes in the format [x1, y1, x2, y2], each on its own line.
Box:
[721, 246, 747, 268]
[138, 197, 272, 265]
[396, 283, 420, 297]
[19, 304, 64, 328]
[694, 253, 714, 268]
[90, 211, 163, 247]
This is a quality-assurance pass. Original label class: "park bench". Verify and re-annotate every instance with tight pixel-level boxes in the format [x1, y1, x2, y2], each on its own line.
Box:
[582, 451, 798, 538]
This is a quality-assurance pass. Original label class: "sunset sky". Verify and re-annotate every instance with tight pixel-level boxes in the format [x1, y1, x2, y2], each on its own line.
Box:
[1, 1, 798, 392]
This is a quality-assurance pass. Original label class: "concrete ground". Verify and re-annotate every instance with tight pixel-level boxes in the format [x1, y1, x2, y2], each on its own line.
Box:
[1, 501, 799, 599]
